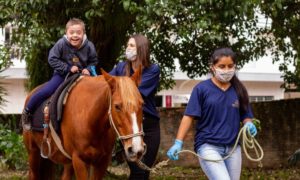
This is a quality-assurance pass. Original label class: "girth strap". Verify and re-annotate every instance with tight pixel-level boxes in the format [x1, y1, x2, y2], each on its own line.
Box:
[49, 121, 72, 159]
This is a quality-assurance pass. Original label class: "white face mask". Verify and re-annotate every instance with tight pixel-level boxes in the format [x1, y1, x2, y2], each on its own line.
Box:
[125, 49, 137, 61]
[214, 68, 235, 83]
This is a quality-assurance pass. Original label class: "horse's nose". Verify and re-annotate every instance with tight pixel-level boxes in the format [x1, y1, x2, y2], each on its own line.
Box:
[126, 144, 145, 161]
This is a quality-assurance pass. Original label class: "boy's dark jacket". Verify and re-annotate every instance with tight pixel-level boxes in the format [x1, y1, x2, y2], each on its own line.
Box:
[48, 35, 98, 76]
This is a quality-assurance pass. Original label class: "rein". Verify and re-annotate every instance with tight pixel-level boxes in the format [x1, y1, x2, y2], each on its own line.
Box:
[107, 89, 144, 141]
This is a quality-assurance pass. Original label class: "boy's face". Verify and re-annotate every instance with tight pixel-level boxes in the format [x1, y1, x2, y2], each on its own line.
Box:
[66, 24, 84, 49]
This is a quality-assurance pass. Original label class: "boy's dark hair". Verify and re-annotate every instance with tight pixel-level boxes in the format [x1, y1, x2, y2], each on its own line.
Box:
[65, 18, 85, 33]
[210, 47, 250, 114]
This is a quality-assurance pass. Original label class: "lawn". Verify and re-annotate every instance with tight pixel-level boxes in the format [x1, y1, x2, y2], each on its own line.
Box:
[1, 165, 300, 180]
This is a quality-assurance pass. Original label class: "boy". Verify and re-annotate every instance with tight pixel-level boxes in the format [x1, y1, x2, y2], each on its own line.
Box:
[22, 18, 98, 130]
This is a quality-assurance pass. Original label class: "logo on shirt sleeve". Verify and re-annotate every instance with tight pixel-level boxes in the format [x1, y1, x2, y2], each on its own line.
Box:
[232, 100, 239, 108]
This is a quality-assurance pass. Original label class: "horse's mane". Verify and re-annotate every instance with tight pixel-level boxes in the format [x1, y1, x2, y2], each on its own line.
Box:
[115, 77, 144, 112]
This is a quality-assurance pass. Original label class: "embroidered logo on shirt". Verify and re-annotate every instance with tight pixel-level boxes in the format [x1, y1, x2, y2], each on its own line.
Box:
[232, 100, 239, 108]
[72, 57, 79, 63]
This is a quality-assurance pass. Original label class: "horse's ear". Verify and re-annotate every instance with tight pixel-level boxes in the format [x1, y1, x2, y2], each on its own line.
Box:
[131, 65, 142, 87]
[101, 68, 116, 91]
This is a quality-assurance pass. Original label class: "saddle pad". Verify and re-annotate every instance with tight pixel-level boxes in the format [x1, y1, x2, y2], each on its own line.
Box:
[31, 73, 81, 132]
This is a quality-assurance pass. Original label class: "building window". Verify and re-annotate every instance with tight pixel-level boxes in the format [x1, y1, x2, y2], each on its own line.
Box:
[249, 96, 274, 102]
[155, 95, 163, 107]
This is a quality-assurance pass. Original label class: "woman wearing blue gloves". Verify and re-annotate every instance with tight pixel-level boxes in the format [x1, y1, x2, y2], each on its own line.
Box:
[167, 48, 257, 180]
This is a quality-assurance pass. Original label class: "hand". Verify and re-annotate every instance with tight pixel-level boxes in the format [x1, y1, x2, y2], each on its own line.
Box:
[70, 66, 79, 73]
[82, 68, 90, 76]
[244, 121, 257, 137]
[167, 139, 183, 160]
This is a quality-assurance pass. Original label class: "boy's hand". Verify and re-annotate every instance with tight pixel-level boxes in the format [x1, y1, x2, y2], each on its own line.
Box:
[82, 68, 90, 76]
[70, 66, 79, 73]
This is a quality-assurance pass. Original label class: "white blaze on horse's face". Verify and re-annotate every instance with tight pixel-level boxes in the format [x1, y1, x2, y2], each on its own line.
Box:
[130, 112, 143, 152]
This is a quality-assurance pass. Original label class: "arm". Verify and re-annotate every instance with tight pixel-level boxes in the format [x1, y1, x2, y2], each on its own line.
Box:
[86, 42, 98, 73]
[167, 85, 202, 160]
[242, 106, 257, 136]
[109, 62, 126, 76]
[109, 66, 118, 76]
[242, 118, 252, 124]
[167, 115, 194, 160]
[175, 115, 194, 141]
[138, 65, 160, 97]
[48, 40, 71, 75]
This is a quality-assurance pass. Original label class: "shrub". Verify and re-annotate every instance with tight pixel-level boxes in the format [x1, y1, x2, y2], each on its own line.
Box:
[0, 124, 28, 170]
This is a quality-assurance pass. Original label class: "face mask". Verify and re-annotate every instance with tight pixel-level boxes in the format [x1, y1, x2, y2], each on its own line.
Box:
[214, 68, 235, 83]
[125, 49, 137, 61]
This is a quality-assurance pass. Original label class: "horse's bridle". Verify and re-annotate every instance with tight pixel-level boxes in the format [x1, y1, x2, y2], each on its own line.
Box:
[107, 89, 144, 141]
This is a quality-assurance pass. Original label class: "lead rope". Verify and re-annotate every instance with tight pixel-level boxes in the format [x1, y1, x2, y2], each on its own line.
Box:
[136, 126, 264, 174]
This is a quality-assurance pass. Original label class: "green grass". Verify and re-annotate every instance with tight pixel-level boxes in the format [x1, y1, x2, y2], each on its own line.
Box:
[1, 166, 300, 179]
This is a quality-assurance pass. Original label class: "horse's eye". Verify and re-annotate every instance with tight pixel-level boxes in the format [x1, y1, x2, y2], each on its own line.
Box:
[115, 104, 122, 111]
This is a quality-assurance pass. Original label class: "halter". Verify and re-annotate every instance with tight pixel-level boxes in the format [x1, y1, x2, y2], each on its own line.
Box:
[107, 89, 144, 141]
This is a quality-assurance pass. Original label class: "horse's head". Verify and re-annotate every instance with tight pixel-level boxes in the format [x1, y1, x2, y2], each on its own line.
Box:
[101, 67, 146, 162]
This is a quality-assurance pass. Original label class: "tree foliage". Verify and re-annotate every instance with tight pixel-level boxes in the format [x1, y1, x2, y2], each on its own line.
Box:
[0, 45, 11, 111]
[0, 0, 298, 91]
[259, 0, 300, 91]
[1, 0, 138, 89]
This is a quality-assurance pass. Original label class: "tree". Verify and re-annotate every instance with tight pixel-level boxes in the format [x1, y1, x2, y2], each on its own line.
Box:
[259, 0, 300, 91]
[1, 0, 139, 90]
[0, 0, 275, 90]
[0, 45, 12, 111]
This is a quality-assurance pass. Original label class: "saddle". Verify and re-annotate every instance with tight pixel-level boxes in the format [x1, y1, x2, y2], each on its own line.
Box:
[31, 73, 82, 132]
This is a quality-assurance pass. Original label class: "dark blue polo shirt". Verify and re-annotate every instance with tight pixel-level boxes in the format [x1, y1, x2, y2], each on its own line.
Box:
[110, 62, 160, 120]
[185, 79, 253, 152]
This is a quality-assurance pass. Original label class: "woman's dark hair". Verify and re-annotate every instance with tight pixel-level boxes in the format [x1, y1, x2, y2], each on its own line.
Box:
[125, 34, 151, 76]
[210, 47, 250, 113]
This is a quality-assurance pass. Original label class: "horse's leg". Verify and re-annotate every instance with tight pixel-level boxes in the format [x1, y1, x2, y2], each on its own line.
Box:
[27, 141, 42, 180]
[72, 154, 89, 180]
[61, 164, 74, 180]
[91, 158, 111, 180]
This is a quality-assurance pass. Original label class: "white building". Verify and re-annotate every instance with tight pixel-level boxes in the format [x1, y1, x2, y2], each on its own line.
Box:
[0, 24, 27, 114]
[0, 60, 27, 114]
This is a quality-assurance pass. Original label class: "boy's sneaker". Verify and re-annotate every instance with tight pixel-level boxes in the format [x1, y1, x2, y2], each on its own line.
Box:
[21, 109, 32, 131]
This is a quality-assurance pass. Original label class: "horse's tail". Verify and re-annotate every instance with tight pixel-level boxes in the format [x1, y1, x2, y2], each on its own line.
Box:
[39, 158, 60, 180]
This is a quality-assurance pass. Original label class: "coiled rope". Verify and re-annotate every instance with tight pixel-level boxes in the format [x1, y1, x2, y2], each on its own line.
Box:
[136, 125, 264, 173]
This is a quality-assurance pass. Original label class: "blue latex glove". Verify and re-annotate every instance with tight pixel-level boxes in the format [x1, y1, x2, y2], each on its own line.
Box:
[167, 139, 183, 160]
[244, 121, 257, 137]
[90, 66, 97, 76]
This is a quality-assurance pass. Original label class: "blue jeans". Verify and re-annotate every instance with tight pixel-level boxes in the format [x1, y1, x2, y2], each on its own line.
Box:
[26, 73, 65, 112]
[197, 143, 241, 180]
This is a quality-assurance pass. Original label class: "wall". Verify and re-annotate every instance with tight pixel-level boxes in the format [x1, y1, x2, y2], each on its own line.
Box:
[1, 79, 27, 114]
[157, 98, 300, 168]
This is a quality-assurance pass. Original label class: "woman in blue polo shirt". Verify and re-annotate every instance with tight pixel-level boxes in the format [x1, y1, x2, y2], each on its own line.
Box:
[167, 47, 257, 180]
[110, 34, 160, 180]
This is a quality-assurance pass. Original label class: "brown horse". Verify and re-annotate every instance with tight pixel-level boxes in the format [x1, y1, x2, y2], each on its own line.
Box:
[23, 68, 146, 180]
